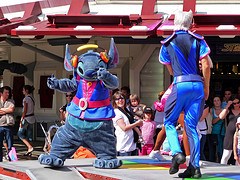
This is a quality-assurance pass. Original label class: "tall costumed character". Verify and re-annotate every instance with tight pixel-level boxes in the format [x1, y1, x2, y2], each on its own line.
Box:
[38, 38, 122, 168]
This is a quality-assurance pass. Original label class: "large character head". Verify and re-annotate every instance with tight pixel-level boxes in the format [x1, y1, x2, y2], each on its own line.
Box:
[174, 10, 193, 31]
[64, 38, 119, 81]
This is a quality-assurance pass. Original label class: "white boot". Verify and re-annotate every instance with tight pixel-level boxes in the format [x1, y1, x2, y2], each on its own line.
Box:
[186, 155, 203, 167]
[185, 155, 190, 166]
[149, 150, 165, 161]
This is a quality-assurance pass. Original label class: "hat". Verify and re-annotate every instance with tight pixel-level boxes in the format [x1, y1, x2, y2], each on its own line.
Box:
[236, 117, 240, 126]
[144, 107, 153, 114]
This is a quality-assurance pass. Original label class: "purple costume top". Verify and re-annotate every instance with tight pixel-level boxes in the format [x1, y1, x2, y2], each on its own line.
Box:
[67, 76, 115, 120]
[159, 30, 210, 78]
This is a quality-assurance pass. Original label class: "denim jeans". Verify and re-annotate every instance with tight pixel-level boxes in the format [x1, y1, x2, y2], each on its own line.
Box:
[18, 120, 33, 141]
[0, 126, 13, 162]
[50, 115, 117, 161]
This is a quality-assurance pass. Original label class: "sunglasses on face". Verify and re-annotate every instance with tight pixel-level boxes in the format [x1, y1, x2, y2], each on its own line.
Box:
[233, 102, 240, 105]
[115, 97, 124, 101]
[66, 95, 72, 97]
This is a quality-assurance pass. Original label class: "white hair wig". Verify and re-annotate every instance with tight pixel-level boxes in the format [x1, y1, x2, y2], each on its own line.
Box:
[174, 10, 193, 31]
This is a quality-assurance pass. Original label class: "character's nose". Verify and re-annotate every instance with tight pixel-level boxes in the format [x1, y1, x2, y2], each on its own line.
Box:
[85, 69, 96, 77]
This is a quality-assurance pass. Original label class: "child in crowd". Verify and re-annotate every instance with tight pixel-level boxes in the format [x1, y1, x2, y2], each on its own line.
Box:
[127, 94, 146, 121]
[233, 117, 240, 166]
[139, 107, 156, 156]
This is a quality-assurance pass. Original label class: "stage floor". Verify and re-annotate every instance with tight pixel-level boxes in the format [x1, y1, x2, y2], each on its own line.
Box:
[0, 155, 239, 180]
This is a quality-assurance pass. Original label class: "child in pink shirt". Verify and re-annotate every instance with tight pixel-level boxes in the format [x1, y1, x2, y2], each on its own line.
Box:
[139, 107, 156, 155]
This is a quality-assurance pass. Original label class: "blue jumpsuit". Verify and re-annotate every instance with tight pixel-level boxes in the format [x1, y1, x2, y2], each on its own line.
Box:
[159, 30, 210, 168]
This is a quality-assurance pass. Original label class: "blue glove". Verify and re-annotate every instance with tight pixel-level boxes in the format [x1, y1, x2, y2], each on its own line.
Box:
[47, 74, 59, 89]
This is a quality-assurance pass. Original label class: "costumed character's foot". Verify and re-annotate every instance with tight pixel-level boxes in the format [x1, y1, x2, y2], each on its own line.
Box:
[169, 153, 186, 174]
[38, 154, 64, 167]
[178, 163, 202, 178]
[149, 150, 165, 161]
[93, 159, 122, 169]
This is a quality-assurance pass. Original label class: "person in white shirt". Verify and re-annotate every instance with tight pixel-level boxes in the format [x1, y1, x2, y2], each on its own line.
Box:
[112, 91, 143, 156]
[18, 85, 35, 156]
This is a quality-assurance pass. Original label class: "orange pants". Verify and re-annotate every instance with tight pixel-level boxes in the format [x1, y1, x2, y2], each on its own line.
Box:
[153, 113, 190, 156]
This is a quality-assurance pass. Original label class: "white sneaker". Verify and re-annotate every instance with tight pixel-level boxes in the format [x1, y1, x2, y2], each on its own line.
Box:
[149, 150, 165, 161]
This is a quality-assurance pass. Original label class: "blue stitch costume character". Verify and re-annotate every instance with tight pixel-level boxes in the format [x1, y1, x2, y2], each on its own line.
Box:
[38, 38, 122, 169]
[159, 11, 211, 178]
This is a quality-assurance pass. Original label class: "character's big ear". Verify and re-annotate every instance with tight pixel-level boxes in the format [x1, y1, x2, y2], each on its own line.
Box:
[107, 38, 119, 69]
[64, 44, 74, 71]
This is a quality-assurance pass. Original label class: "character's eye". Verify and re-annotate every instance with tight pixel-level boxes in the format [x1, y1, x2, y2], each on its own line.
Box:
[78, 61, 83, 66]
[98, 60, 105, 68]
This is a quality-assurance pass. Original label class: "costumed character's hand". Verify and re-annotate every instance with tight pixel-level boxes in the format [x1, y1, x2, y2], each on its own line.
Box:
[47, 74, 59, 89]
[97, 68, 110, 81]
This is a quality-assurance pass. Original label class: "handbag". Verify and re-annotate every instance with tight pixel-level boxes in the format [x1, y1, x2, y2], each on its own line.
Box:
[8, 147, 18, 162]
[6, 114, 15, 126]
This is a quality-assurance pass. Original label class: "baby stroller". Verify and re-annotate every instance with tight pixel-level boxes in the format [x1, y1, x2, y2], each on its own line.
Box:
[40, 121, 60, 154]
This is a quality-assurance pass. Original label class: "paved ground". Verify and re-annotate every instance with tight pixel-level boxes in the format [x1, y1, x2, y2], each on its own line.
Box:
[3, 140, 45, 162]
[0, 154, 240, 180]
[1, 141, 239, 179]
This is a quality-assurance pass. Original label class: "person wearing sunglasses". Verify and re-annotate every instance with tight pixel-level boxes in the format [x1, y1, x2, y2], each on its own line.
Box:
[112, 91, 143, 156]
[219, 97, 240, 165]
[59, 92, 75, 124]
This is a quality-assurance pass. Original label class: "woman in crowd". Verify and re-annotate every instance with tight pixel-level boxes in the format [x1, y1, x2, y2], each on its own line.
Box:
[233, 117, 240, 166]
[112, 91, 143, 156]
[18, 85, 35, 156]
[219, 97, 240, 164]
[209, 96, 225, 162]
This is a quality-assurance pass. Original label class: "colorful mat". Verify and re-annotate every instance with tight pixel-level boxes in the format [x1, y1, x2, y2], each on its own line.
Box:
[121, 158, 186, 170]
[121, 158, 240, 179]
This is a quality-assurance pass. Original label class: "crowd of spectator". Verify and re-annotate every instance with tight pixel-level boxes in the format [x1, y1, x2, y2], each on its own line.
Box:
[109, 85, 240, 166]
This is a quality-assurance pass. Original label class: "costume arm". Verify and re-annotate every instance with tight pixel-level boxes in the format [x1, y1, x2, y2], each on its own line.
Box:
[97, 68, 119, 90]
[47, 75, 77, 92]
[166, 64, 173, 76]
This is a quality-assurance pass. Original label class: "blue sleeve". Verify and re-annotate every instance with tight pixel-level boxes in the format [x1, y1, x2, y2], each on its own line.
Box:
[159, 45, 171, 65]
[199, 39, 210, 59]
